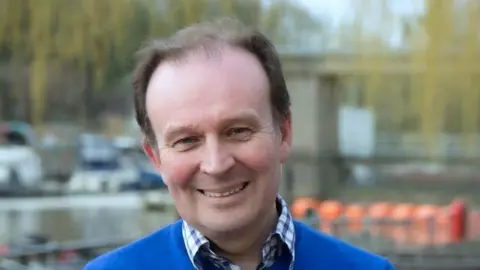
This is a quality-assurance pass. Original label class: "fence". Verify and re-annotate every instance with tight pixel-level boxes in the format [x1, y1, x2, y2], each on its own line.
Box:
[0, 237, 131, 269]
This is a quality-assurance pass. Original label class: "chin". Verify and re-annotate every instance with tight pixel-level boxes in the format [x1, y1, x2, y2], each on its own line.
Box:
[199, 207, 257, 234]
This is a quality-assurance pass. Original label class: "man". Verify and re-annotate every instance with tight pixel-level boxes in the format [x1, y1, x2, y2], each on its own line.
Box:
[85, 18, 395, 270]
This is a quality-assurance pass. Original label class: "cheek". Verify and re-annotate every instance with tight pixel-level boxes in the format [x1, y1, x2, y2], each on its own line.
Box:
[159, 154, 197, 188]
[239, 139, 278, 173]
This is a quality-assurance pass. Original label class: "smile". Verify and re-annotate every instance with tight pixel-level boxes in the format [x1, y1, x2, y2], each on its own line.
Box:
[198, 182, 249, 198]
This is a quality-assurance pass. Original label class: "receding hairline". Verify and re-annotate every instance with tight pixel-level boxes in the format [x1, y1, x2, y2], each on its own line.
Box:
[137, 36, 254, 73]
[145, 43, 271, 112]
[134, 18, 268, 91]
[143, 40, 272, 104]
[133, 18, 291, 147]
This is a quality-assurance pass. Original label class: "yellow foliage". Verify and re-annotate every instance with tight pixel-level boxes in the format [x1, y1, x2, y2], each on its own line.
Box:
[0, 0, 261, 128]
[0, 0, 136, 128]
[3, 0, 478, 156]
[350, 0, 480, 154]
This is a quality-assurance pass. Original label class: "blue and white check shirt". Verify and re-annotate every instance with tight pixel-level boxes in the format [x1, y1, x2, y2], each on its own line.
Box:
[182, 195, 296, 270]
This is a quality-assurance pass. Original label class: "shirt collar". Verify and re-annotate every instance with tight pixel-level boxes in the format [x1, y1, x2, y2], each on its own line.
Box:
[182, 194, 296, 269]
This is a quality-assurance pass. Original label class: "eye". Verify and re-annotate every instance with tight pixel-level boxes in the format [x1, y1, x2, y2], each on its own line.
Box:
[172, 136, 200, 151]
[227, 127, 253, 140]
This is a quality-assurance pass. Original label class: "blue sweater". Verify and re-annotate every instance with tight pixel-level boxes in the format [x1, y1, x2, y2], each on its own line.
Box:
[84, 220, 395, 270]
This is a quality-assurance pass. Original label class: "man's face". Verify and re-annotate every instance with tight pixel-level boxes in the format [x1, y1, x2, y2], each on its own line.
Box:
[144, 46, 292, 234]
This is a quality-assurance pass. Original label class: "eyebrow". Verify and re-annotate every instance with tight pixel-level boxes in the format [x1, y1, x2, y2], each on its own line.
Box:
[218, 110, 260, 128]
[163, 124, 201, 142]
[163, 110, 260, 140]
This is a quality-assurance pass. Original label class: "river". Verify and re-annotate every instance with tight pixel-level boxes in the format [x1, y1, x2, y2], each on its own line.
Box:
[0, 192, 176, 245]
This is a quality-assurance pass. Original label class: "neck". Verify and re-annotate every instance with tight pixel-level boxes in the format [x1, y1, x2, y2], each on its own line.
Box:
[208, 201, 278, 266]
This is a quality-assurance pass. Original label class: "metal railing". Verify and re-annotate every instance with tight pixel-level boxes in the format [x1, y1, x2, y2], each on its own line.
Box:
[1, 237, 132, 268]
[301, 215, 480, 270]
[2, 216, 479, 269]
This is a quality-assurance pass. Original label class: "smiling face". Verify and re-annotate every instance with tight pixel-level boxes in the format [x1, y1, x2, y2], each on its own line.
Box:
[144, 45, 292, 235]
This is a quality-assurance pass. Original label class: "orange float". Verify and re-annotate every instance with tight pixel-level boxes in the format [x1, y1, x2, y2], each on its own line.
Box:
[344, 203, 366, 232]
[433, 208, 451, 245]
[291, 197, 318, 219]
[368, 202, 393, 219]
[367, 202, 393, 236]
[389, 203, 417, 246]
[317, 200, 344, 234]
[412, 204, 440, 246]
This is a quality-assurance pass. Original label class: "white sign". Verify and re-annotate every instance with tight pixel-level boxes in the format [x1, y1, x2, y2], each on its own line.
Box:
[338, 106, 375, 158]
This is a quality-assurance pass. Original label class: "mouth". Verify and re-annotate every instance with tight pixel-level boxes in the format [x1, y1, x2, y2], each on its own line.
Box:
[198, 182, 250, 198]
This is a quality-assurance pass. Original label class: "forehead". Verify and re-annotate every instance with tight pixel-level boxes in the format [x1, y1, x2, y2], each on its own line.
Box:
[145, 46, 271, 131]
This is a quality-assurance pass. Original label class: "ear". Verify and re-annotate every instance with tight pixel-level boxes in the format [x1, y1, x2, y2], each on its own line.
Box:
[143, 138, 160, 168]
[142, 138, 170, 186]
[279, 112, 292, 163]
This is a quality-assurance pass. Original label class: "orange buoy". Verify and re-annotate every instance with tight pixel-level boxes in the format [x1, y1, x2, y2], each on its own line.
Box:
[318, 200, 344, 220]
[413, 204, 440, 226]
[368, 202, 393, 236]
[412, 204, 440, 246]
[434, 208, 451, 245]
[391, 203, 416, 220]
[317, 200, 344, 234]
[291, 197, 318, 219]
[368, 202, 393, 219]
[389, 203, 417, 245]
[344, 203, 366, 232]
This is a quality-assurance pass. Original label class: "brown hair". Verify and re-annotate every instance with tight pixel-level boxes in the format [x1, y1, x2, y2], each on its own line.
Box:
[133, 18, 290, 146]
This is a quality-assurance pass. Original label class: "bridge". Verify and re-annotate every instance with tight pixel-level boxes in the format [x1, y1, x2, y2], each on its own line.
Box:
[274, 51, 480, 200]
[281, 51, 480, 75]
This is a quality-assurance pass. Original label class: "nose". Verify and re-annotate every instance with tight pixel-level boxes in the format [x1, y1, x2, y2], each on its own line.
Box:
[200, 137, 235, 176]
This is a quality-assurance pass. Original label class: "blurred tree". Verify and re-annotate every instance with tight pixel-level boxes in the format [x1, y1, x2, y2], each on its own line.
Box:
[345, 0, 480, 155]
[0, 0, 135, 129]
[261, 0, 324, 50]
[0, 0, 320, 130]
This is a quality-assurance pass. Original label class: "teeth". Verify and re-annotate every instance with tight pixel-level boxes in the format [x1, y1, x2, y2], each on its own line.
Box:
[203, 185, 244, 198]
